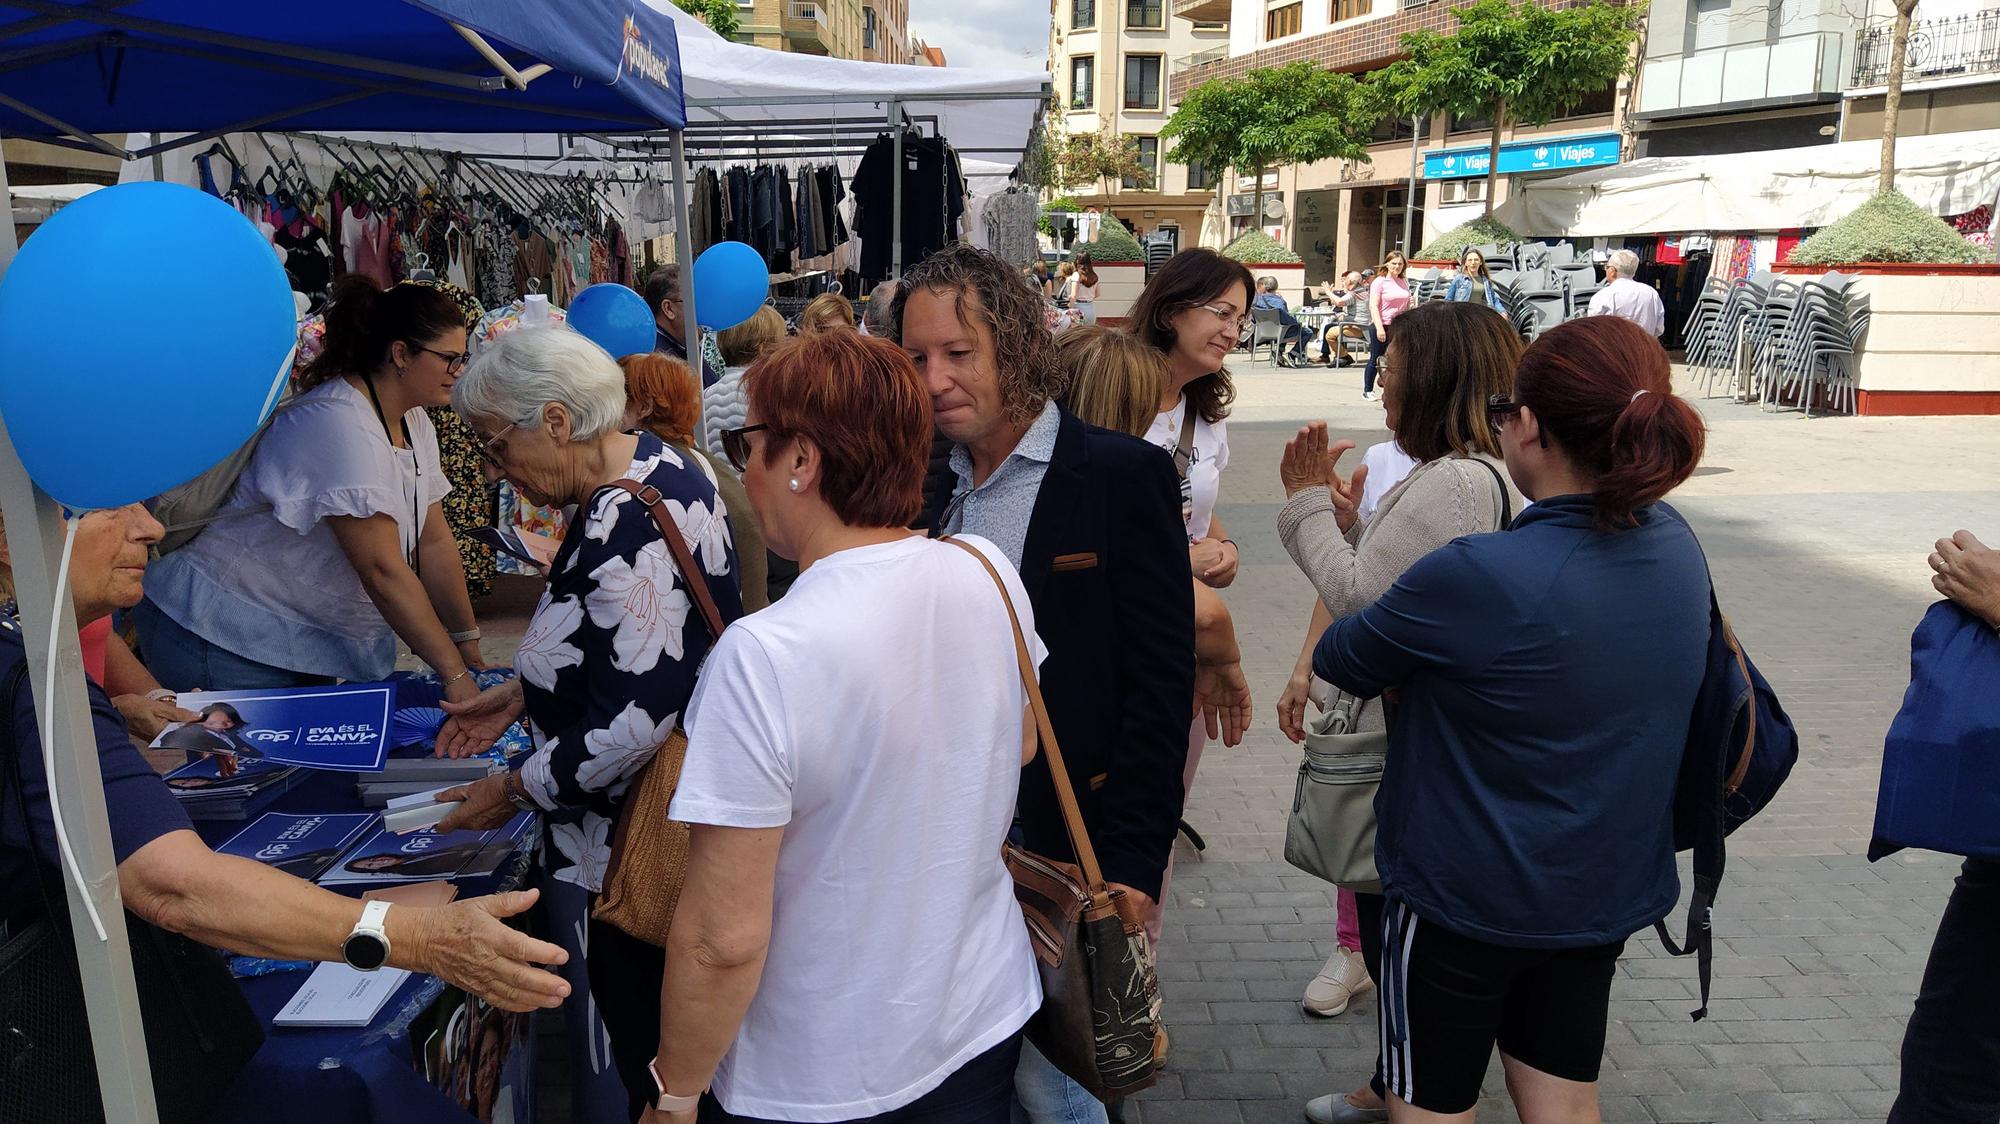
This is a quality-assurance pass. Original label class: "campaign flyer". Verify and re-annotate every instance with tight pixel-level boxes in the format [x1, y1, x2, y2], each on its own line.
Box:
[216, 812, 379, 881]
[161, 754, 294, 795]
[317, 812, 535, 887]
[150, 684, 397, 772]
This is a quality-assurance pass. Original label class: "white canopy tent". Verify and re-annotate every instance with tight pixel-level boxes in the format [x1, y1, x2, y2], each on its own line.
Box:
[1496, 128, 2000, 238]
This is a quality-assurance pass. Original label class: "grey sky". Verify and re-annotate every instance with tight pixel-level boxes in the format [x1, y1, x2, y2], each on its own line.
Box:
[907, 0, 1051, 71]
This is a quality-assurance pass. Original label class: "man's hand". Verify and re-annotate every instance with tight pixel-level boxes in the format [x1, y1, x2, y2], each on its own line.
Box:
[436, 772, 523, 834]
[1194, 658, 1252, 747]
[1931, 530, 2000, 628]
[436, 680, 525, 759]
[113, 697, 196, 743]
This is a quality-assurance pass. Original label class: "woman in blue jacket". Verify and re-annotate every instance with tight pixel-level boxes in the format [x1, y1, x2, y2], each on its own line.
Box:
[1313, 316, 1710, 1122]
[1444, 247, 1507, 314]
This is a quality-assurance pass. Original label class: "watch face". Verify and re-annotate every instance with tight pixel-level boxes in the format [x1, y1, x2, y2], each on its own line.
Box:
[343, 932, 390, 971]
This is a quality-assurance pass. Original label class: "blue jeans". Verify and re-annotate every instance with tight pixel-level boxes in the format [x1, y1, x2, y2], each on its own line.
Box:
[1012, 1040, 1107, 1124]
[133, 596, 332, 693]
[1363, 324, 1384, 394]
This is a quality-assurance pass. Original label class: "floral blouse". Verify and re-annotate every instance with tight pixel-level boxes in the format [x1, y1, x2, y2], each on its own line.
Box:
[513, 433, 743, 892]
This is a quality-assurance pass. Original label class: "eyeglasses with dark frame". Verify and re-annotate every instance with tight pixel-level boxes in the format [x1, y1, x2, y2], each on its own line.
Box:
[720, 424, 770, 473]
[414, 344, 471, 374]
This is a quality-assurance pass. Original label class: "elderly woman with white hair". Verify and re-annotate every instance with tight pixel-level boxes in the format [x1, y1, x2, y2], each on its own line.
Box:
[428, 325, 744, 1115]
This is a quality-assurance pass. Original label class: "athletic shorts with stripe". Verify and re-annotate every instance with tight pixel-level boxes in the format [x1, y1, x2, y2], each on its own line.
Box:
[1376, 898, 1627, 1114]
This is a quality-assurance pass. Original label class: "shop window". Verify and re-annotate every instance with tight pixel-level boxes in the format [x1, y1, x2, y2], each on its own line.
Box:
[1125, 55, 1162, 109]
[1071, 56, 1095, 109]
[1127, 0, 1164, 28]
[1124, 137, 1161, 189]
[1331, 0, 1369, 22]
[1267, 2, 1302, 40]
[1073, 0, 1096, 29]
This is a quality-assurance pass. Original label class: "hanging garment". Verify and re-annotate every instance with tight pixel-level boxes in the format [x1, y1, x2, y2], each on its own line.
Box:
[985, 190, 1041, 267]
[726, 166, 752, 245]
[514, 231, 555, 298]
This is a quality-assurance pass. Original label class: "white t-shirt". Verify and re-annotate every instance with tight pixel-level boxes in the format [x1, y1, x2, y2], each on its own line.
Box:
[671, 534, 1044, 1121]
[1146, 395, 1230, 541]
[1357, 440, 1420, 522]
[145, 378, 450, 681]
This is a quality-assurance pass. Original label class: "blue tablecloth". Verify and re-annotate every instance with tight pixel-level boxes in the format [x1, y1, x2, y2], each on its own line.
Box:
[196, 762, 541, 1124]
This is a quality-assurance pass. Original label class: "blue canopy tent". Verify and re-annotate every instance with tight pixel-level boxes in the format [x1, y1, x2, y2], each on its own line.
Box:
[0, 5, 687, 1120]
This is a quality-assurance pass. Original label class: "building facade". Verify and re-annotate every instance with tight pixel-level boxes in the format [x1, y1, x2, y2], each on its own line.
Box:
[1169, 0, 1630, 285]
[736, 0, 917, 63]
[1629, 0, 1853, 156]
[1839, 0, 2000, 145]
[1046, 0, 1232, 252]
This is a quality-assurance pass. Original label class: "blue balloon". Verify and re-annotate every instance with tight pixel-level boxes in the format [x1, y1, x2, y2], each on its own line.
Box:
[0, 182, 295, 510]
[566, 283, 656, 359]
[692, 241, 770, 332]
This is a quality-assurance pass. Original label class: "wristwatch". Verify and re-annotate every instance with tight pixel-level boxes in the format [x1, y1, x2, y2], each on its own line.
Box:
[647, 1059, 702, 1113]
[341, 900, 393, 972]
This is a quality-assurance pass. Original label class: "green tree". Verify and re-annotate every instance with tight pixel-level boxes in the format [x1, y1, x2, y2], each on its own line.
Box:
[1163, 61, 1382, 233]
[674, 0, 740, 39]
[1379, 0, 1640, 216]
[1055, 125, 1148, 196]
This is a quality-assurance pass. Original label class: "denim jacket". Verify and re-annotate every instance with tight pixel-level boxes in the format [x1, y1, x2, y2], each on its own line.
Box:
[1446, 273, 1508, 313]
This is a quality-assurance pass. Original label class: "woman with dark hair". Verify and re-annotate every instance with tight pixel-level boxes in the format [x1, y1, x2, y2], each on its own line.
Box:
[1365, 252, 1411, 402]
[645, 331, 1041, 1123]
[1274, 301, 1521, 1124]
[139, 276, 485, 702]
[1312, 315, 1709, 1123]
[1445, 247, 1506, 313]
[1070, 251, 1101, 324]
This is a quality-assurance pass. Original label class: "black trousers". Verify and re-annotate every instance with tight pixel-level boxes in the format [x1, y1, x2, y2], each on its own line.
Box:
[1354, 892, 1387, 1101]
[1891, 858, 2000, 1123]
[1362, 325, 1384, 393]
[587, 917, 667, 1123]
[698, 1033, 1023, 1123]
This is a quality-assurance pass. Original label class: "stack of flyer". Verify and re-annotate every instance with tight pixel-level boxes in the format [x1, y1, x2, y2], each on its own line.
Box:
[315, 812, 538, 889]
[355, 756, 503, 809]
[162, 756, 303, 821]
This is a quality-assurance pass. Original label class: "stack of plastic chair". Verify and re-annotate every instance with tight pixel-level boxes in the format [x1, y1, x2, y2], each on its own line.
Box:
[1507, 266, 1564, 338]
[1690, 275, 1773, 399]
[1518, 242, 1551, 271]
[1556, 262, 1601, 318]
[1680, 278, 1733, 389]
[1543, 242, 1578, 267]
[1476, 242, 1513, 270]
[1763, 274, 1870, 416]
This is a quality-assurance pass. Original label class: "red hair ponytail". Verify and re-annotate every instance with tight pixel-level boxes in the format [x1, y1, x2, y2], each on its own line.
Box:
[1517, 318, 1707, 530]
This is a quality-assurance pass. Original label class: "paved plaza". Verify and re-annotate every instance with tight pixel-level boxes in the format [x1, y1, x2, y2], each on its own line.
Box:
[1128, 358, 2000, 1124]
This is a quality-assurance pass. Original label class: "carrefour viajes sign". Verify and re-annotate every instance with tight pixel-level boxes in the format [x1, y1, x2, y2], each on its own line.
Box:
[1423, 131, 1621, 180]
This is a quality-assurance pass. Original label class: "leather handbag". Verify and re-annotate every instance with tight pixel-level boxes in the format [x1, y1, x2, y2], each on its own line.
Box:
[1283, 696, 1386, 893]
[0, 665, 264, 1124]
[590, 475, 731, 949]
[945, 539, 1166, 1101]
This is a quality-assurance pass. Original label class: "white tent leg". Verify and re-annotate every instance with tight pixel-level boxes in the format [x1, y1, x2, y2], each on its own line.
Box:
[669, 129, 702, 369]
[889, 99, 902, 278]
[0, 141, 160, 1124]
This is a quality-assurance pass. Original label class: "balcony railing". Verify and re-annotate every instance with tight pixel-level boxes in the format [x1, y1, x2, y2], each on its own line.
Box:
[1853, 8, 2000, 87]
[1170, 44, 1229, 75]
[1636, 30, 1843, 117]
[1173, 0, 1232, 23]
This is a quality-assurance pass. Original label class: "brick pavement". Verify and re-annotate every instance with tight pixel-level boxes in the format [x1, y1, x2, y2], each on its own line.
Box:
[1130, 359, 2000, 1124]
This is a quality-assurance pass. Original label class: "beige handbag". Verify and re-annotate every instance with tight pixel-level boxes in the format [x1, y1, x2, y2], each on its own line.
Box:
[590, 476, 730, 948]
[1283, 695, 1386, 894]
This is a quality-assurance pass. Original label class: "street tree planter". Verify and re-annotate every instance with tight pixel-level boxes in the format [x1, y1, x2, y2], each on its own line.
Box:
[1773, 262, 2000, 416]
[1089, 260, 1147, 326]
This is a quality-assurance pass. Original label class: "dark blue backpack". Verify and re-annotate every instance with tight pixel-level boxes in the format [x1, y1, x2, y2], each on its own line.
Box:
[1654, 505, 1801, 1020]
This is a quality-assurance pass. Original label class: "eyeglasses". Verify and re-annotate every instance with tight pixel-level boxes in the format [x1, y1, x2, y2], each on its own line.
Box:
[720, 423, 769, 473]
[1486, 394, 1525, 433]
[415, 345, 471, 374]
[1199, 303, 1253, 332]
[472, 421, 522, 468]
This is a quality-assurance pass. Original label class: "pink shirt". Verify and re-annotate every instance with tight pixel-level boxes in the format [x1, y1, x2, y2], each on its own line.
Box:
[1371, 275, 1412, 326]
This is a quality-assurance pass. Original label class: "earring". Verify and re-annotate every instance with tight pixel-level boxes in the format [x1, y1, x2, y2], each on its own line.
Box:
[788, 478, 800, 493]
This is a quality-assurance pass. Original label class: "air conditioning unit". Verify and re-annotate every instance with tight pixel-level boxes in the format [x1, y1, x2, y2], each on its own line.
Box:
[1436, 179, 1489, 206]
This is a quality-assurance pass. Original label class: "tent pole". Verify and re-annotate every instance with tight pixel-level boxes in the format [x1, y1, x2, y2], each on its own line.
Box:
[889, 99, 903, 278]
[670, 129, 701, 367]
[0, 141, 159, 1122]
[0, 132, 15, 274]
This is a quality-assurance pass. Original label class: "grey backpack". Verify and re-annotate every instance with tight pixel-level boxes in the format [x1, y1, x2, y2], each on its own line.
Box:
[147, 393, 300, 556]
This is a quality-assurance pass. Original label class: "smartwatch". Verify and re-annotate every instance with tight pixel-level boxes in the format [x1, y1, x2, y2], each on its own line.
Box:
[342, 900, 393, 972]
[647, 1058, 702, 1113]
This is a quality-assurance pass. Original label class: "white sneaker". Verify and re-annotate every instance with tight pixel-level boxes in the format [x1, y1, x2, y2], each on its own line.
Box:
[1301, 947, 1374, 1017]
[1305, 1092, 1389, 1124]
[1361, 390, 1378, 401]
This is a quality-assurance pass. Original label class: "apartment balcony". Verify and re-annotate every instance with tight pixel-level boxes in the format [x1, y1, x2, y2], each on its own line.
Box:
[1173, 0, 1231, 23]
[1170, 44, 1229, 78]
[783, 2, 834, 54]
[1853, 7, 2000, 88]
[1635, 30, 1844, 119]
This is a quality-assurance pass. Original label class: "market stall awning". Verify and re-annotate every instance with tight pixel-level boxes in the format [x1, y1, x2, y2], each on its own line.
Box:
[0, 0, 686, 152]
[1495, 128, 2000, 237]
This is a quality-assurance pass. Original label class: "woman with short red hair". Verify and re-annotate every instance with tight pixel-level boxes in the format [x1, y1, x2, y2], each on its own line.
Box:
[644, 331, 1044, 1124]
[1312, 316, 1711, 1122]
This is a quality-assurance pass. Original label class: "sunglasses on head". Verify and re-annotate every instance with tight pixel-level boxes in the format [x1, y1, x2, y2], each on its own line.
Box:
[1486, 395, 1550, 448]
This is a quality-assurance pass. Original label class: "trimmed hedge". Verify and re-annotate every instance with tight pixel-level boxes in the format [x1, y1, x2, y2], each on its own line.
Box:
[1415, 216, 1522, 262]
[1221, 230, 1301, 263]
[1074, 215, 1145, 262]
[1785, 190, 1994, 266]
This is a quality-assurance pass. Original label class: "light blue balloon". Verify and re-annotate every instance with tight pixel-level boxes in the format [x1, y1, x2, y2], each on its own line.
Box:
[0, 182, 295, 510]
[692, 241, 770, 332]
[566, 283, 656, 359]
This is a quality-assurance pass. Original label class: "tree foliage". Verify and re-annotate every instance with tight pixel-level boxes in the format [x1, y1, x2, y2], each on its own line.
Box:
[1221, 230, 1302, 263]
[1415, 215, 1522, 261]
[1038, 195, 1082, 236]
[1785, 190, 1994, 265]
[1163, 61, 1382, 216]
[1379, 0, 1639, 214]
[1054, 126, 1149, 193]
[1076, 216, 1146, 262]
[673, 0, 741, 38]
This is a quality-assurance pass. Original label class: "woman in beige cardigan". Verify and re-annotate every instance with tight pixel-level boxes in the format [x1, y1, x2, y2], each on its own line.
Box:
[1273, 300, 1522, 1124]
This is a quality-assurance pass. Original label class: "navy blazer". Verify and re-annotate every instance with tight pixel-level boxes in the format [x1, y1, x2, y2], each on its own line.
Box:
[924, 406, 1196, 898]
